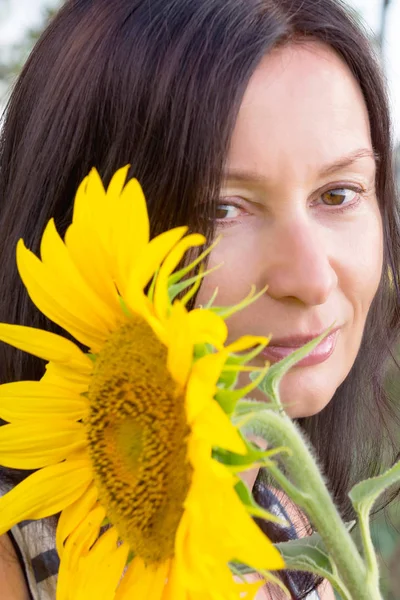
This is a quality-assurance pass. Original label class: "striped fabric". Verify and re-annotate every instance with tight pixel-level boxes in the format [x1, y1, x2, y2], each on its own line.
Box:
[9, 518, 58, 600]
[2, 484, 321, 599]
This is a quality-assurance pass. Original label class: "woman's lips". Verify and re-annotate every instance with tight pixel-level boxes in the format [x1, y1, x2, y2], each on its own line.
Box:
[260, 329, 340, 367]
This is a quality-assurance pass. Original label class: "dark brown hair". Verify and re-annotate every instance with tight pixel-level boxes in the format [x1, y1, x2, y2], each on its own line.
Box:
[0, 0, 399, 597]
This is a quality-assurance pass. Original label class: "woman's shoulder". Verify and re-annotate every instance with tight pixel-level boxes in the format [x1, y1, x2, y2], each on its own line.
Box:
[0, 481, 58, 600]
[0, 533, 30, 600]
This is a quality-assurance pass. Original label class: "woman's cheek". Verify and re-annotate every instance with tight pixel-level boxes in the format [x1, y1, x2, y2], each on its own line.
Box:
[198, 232, 261, 308]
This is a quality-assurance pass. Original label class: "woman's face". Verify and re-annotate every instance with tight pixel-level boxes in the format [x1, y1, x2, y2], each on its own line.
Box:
[196, 41, 383, 418]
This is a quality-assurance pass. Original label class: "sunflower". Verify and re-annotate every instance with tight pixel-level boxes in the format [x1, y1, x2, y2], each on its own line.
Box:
[0, 167, 284, 599]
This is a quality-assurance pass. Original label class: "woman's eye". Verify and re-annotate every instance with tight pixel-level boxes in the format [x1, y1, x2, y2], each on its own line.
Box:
[215, 203, 242, 220]
[320, 188, 359, 206]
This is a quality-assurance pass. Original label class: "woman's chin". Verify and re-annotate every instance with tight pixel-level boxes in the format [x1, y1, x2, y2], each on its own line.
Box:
[247, 364, 345, 419]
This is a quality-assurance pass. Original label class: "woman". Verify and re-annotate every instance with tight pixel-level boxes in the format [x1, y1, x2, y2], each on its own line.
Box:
[0, 0, 399, 598]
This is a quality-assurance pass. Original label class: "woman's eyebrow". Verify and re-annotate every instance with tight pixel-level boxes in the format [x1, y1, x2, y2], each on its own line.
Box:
[318, 148, 378, 177]
[222, 148, 378, 184]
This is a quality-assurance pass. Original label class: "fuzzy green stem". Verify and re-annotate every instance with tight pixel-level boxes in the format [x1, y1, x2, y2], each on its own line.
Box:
[358, 506, 380, 590]
[240, 410, 383, 600]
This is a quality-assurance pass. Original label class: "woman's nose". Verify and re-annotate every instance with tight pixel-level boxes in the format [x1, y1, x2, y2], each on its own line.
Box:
[262, 219, 338, 306]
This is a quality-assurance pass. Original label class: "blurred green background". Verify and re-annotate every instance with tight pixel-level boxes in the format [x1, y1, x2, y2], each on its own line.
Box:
[0, 1, 399, 598]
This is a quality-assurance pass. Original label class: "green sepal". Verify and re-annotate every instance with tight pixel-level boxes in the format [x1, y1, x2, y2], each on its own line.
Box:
[349, 459, 400, 515]
[202, 287, 219, 309]
[250, 325, 335, 404]
[210, 285, 267, 319]
[228, 563, 290, 598]
[215, 388, 240, 414]
[216, 365, 269, 415]
[168, 267, 217, 303]
[147, 267, 159, 302]
[234, 398, 282, 417]
[217, 368, 239, 391]
[217, 342, 269, 391]
[168, 237, 220, 286]
[193, 342, 214, 361]
[118, 296, 134, 319]
[234, 479, 289, 526]
[213, 431, 290, 471]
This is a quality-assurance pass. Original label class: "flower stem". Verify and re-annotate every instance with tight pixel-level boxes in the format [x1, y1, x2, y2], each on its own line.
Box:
[240, 409, 383, 600]
[358, 506, 380, 591]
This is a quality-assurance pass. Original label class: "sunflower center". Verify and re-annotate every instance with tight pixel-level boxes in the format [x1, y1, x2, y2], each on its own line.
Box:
[86, 316, 192, 564]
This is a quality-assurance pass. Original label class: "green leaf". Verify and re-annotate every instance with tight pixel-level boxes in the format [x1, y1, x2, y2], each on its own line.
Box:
[349, 459, 400, 514]
[276, 536, 353, 599]
[231, 533, 353, 599]
[276, 532, 333, 574]
[250, 325, 335, 402]
[233, 533, 351, 599]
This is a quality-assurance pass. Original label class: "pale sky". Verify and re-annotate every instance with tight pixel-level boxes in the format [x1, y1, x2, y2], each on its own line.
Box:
[1, 0, 400, 140]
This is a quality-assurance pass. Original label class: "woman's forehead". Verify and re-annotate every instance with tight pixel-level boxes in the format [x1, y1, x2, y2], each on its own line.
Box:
[227, 41, 373, 180]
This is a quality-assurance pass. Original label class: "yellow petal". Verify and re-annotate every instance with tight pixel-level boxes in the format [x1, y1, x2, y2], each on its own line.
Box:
[43, 361, 91, 392]
[106, 165, 130, 203]
[0, 459, 92, 535]
[124, 226, 188, 302]
[0, 420, 86, 469]
[40, 219, 116, 328]
[40, 219, 115, 329]
[166, 302, 193, 387]
[68, 169, 118, 303]
[113, 178, 150, 296]
[71, 173, 91, 224]
[65, 223, 121, 314]
[0, 323, 92, 372]
[116, 557, 170, 600]
[199, 460, 284, 572]
[185, 351, 227, 424]
[83, 167, 120, 253]
[72, 168, 107, 228]
[75, 530, 129, 600]
[64, 505, 106, 572]
[115, 556, 146, 600]
[153, 233, 205, 320]
[0, 381, 87, 422]
[187, 309, 228, 348]
[56, 483, 99, 557]
[71, 168, 112, 259]
[17, 239, 110, 351]
[222, 491, 284, 571]
[225, 335, 269, 354]
[162, 557, 186, 600]
[57, 504, 106, 600]
[191, 401, 246, 455]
